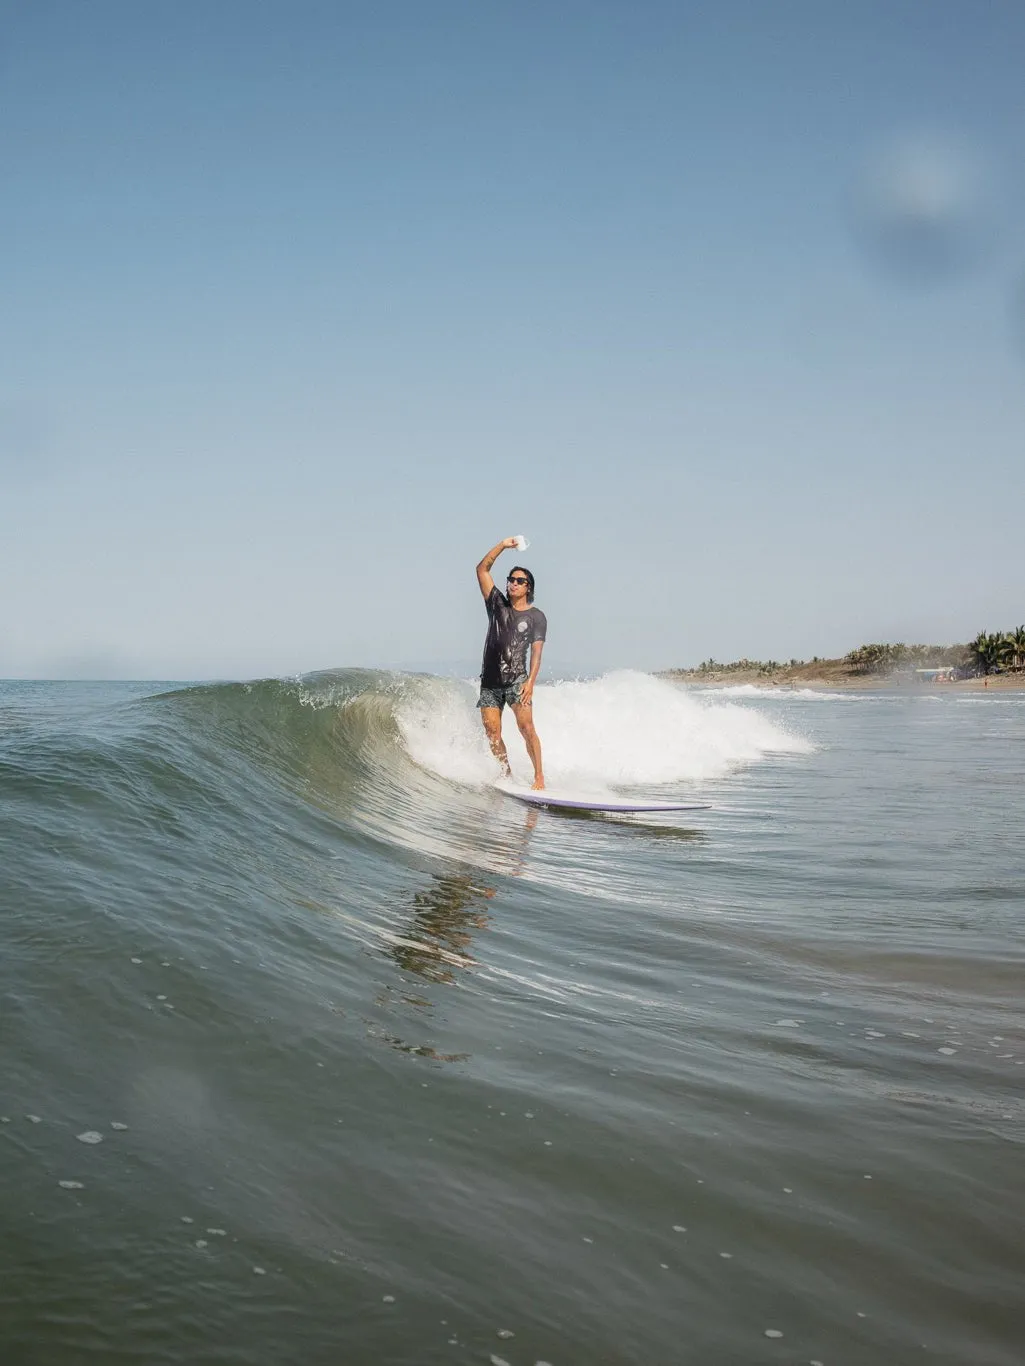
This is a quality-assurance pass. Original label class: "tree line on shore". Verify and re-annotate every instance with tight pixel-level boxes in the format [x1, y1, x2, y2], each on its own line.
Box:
[847, 629, 1025, 676]
[684, 626, 1025, 678]
[961, 627, 1025, 675]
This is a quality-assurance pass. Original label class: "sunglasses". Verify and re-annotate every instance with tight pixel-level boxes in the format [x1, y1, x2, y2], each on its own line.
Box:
[507, 576, 530, 586]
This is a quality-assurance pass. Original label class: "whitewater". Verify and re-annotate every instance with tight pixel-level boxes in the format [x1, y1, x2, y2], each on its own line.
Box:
[398, 669, 812, 792]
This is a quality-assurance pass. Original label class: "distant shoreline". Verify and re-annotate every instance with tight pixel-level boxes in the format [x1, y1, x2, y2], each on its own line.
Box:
[663, 665, 1025, 693]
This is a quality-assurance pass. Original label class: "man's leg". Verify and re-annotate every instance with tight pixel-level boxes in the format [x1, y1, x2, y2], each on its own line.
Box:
[480, 706, 511, 776]
[510, 702, 544, 790]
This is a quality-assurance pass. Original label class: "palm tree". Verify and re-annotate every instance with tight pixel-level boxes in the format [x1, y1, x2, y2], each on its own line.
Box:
[1012, 625, 1025, 671]
[845, 643, 889, 674]
[968, 630, 1005, 675]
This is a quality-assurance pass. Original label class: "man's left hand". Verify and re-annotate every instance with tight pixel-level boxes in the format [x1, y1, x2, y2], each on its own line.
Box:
[518, 681, 534, 707]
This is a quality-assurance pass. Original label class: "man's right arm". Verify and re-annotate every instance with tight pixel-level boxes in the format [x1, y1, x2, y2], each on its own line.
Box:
[476, 538, 517, 599]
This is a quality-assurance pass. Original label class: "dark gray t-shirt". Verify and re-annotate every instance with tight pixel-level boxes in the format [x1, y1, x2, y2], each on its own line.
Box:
[480, 586, 547, 687]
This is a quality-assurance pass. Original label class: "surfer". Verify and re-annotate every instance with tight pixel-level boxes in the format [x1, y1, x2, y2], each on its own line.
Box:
[476, 537, 547, 790]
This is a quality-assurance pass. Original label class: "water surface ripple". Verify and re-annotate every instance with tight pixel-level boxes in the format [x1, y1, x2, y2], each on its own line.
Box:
[1, 674, 1022, 1365]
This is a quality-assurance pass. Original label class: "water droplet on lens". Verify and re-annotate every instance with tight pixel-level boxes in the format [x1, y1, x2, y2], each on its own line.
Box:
[852, 132, 997, 285]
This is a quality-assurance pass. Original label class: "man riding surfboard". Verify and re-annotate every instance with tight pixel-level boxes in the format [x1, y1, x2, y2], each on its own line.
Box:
[476, 537, 546, 790]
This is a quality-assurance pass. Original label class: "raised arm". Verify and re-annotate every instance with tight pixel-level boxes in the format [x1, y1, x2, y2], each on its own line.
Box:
[476, 537, 518, 599]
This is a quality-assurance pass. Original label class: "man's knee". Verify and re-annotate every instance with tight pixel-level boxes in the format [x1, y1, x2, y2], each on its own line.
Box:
[515, 715, 536, 740]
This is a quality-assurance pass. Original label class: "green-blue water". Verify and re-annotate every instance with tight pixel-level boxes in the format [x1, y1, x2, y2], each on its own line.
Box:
[1, 672, 1022, 1365]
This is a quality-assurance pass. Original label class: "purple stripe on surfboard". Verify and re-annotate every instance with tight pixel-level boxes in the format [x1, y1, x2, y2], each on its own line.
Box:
[499, 788, 710, 813]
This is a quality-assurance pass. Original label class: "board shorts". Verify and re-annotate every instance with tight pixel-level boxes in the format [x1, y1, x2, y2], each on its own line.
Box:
[477, 676, 527, 711]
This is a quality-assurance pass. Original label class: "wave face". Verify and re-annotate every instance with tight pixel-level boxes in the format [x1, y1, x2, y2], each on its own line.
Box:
[130, 669, 808, 882]
[127, 669, 809, 899]
[2, 674, 1023, 1366]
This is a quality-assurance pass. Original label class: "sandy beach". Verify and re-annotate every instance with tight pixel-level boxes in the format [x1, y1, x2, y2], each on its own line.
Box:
[666, 667, 1025, 693]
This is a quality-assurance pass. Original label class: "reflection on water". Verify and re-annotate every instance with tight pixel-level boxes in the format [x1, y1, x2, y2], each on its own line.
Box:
[365, 1018, 471, 1064]
[389, 808, 540, 986]
[370, 875, 495, 1063]
[373, 810, 540, 1061]
[390, 872, 496, 985]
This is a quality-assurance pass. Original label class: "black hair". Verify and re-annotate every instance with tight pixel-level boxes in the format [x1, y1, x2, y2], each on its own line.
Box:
[509, 565, 535, 604]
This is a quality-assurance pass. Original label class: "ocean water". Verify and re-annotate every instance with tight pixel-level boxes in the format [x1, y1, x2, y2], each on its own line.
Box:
[1, 672, 1022, 1366]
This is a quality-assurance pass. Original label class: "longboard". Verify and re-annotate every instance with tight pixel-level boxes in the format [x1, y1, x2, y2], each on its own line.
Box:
[498, 786, 710, 814]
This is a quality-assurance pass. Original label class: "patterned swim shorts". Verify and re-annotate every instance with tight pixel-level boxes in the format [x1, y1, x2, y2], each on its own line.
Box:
[477, 676, 527, 710]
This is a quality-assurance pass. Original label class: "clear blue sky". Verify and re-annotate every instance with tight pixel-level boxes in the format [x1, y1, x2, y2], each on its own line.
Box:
[2, 1, 1023, 678]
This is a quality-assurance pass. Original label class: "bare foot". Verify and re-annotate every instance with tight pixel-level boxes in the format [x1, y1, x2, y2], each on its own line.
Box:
[531, 775, 545, 791]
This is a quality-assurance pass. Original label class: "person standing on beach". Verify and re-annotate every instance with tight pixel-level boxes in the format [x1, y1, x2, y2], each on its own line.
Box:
[476, 537, 547, 790]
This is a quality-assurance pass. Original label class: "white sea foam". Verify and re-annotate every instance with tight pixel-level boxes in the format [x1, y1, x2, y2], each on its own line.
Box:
[698, 684, 858, 701]
[397, 670, 811, 790]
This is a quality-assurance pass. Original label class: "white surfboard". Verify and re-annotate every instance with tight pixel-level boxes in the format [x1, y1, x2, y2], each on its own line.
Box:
[497, 784, 710, 814]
